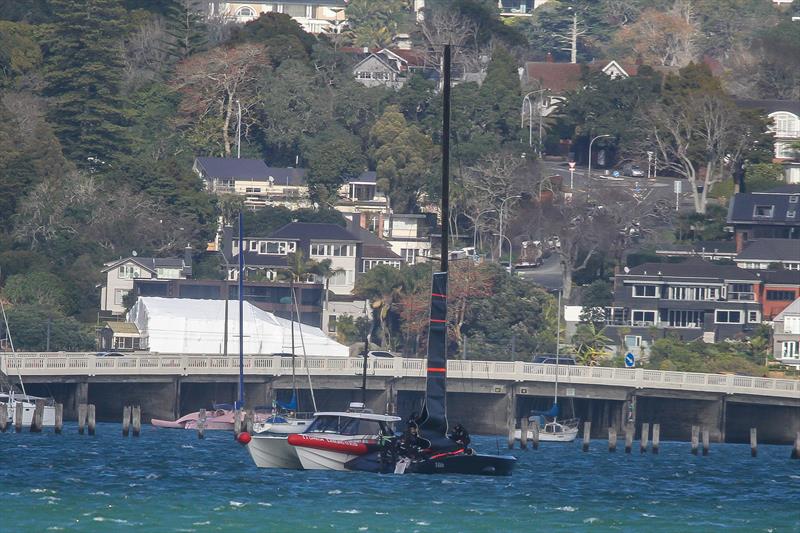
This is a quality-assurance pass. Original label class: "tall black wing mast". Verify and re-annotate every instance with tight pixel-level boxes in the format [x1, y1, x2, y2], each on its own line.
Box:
[416, 44, 451, 445]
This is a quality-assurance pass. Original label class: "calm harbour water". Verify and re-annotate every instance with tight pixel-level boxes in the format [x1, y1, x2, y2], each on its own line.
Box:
[1, 424, 798, 532]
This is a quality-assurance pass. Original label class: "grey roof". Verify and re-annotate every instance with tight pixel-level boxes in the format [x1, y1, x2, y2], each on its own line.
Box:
[625, 258, 760, 281]
[195, 157, 270, 180]
[736, 239, 800, 262]
[656, 240, 736, 254]
[269, 222, 358, 242]
[736, 99, 800, 116]
[102, 256, 186, 273]
[346, 220, 402, 259]
[727, 189, 800, 225]
[263, 167, 308, 186]
[760, 269, 800, 285]
[350, 171, 377, 184]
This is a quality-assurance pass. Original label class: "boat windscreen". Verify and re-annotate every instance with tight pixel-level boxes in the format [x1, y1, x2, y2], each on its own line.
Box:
[306, 416, 385, 436]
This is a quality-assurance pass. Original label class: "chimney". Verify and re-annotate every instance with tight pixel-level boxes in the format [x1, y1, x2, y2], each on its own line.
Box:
[546, 52, 554, 63]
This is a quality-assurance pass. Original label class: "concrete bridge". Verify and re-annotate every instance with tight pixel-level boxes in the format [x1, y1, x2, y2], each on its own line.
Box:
[3, 352, 799, 444]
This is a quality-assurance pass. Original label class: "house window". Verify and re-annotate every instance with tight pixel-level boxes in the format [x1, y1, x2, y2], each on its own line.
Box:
[118, 265, 142, 279]
[747, 310, 760, 323]
[753, 205, 774, 218]
[782, 341, 799, 359]
[605, 307, 629, 326]
[249, 241, 258, 251]
[631, 310, 656, 326]
[329, 270, 354, 286]
[401, 248, 418, 264]
[624, 335, 641, 348]
[668, 286, 718, 301]
[245, 187, 261, 193]
[283, 4, 306, 17]
[787, 263, 800, 271]
[236, 6, 256, 18]
[790, 195, 799, 204]
[633, 285, 657, 298]
[787, 209, 796, 218]
[667, 310, 704, 328]
[328, 315, 337, 333]
[114, 289, 129, 306]
[766, 290, 795, 301]
[727, 284, 754, 301]
[715, 310, 743, 324]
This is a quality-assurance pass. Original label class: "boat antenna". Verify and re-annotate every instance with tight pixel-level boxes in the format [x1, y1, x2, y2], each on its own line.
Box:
[292, 284, 317, 412]
[0, 299, 26, 397]
[290, 276, 297, 406]
[440, 44, 451, 274]
[237, 211, 244, 409]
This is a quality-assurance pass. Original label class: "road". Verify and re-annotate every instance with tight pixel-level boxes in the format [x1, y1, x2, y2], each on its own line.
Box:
[515, 252, 562, 291]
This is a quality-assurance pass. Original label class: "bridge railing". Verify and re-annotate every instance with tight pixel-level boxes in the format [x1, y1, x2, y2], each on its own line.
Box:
[1, 352, 798, 399]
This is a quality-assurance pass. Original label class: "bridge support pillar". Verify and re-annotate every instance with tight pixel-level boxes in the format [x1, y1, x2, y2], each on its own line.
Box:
[75, 380, 88, 418]
[172, 378, 181, 420]
[718, 396, 727, 443]
[505, 385, 517, 439]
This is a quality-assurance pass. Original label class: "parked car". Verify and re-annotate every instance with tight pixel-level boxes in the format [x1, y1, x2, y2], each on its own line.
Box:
[95, 351, 125, 357]
[532, 355, 576, 365]
[354, 350, 397, 358]
[622, 164, 645, 177]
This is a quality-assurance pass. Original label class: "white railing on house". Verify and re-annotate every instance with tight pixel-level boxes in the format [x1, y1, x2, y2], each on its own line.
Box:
[1, 352, 798, 399]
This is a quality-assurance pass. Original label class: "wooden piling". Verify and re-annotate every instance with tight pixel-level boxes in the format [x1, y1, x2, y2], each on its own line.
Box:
[748, 428, 757, 458]
[78, 403, 87, 435]
[640, 422, 649, 454]
[530, 419, 539, 450]
[54, 403, 63, 434]
[233, 409, 242, 438]
[702, 428, 710, 456]
[87, 404, 96, 436]
[245, 409, 254, 434]
[624, 423, 633, 454]
[507, 424, 515, 449]
[652, 424, 660, 454]
[691, 425, 699, 455]
[520, 417, 528, 450]
[582, 421, 591, 452]
[14, 402, 23, 433]
[0, 403, 7, 432]
[132, 406, 141, 437]
[608, 427, 617, 452]
[198, 408, 206, 439]
[30, 399, 44, 432]
[122, 406, 131, 437]
[791, 432, 800, 460]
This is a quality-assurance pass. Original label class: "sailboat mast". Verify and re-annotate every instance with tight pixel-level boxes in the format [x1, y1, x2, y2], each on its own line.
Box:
[554, 290, 561, 405]
[290, 277, 297, 405]
[237, 211, 245, 409]
[440, 44, 451, 274]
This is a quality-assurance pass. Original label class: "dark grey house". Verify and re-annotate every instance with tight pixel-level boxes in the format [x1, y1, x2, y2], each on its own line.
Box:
[727, 185, 800, 252]
[606, 259, 763, 346]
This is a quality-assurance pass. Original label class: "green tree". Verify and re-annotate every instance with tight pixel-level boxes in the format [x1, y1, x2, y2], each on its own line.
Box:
[228, 12, 315, 66]
[370, 105, 436, 213]
[477, 47, 522, 145]
[43, 0, 132, 168]
[2, 272, 70, 313]
[303, 125, 366, 203]
[162, 0, 208, 62]
[2, 304, 95, 351]
[0, 21, 42, 86]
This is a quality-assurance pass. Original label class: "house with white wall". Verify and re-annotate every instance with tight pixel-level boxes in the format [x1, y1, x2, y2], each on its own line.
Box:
[737, 100, 800, 184]
[773, 297, 800, 368]
[211, 1, 347, 33]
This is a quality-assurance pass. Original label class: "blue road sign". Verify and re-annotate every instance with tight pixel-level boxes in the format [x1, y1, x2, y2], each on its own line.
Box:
[625, 352, 635, 368]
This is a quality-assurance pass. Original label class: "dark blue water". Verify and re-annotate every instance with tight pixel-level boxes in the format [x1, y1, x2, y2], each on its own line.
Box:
[1, 424, 798, 532]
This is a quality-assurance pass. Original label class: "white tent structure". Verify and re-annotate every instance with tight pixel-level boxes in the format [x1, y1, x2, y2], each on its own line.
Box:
[128, 297, 348, 356]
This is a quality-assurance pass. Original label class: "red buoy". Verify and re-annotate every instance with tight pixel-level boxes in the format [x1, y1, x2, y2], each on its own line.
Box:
[237, 431, 252, 445]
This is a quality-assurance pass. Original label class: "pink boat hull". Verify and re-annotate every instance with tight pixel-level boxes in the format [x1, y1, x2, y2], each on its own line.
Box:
[151, 409, 236, 431]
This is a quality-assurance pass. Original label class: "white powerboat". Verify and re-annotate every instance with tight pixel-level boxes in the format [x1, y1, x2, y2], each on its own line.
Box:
[1, 391, 56, 428]
[246, 412, 311, 469]
[287, 404, 400, 471]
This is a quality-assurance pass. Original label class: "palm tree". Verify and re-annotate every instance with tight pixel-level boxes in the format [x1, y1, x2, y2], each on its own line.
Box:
[572, 322, 612, 366]
[312, 258, 344, 312]
[353, 264, 407, 350]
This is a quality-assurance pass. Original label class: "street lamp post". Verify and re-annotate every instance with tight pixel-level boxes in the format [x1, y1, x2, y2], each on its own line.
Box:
[498, 195, 522, 261]
[473, 208, 496, 251]
[587, 134, 611, 179]
[494, 233, 514, 274]
[522, 90, 547, 156]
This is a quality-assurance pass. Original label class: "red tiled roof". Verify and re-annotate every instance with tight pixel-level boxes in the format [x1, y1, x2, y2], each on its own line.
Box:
[523, 60, 639, 93]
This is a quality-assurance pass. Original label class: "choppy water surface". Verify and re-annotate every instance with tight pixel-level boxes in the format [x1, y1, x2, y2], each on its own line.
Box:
[1, 424, 798, 532]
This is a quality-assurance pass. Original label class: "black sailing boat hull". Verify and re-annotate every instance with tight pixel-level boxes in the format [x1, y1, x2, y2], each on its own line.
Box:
[406, 454, 516, 476]
[344, 451, 516, 476]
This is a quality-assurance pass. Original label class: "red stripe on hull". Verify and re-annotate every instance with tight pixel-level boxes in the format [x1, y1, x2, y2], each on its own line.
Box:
[287, 434, 373, 455]
[427, 367, 447, 373]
